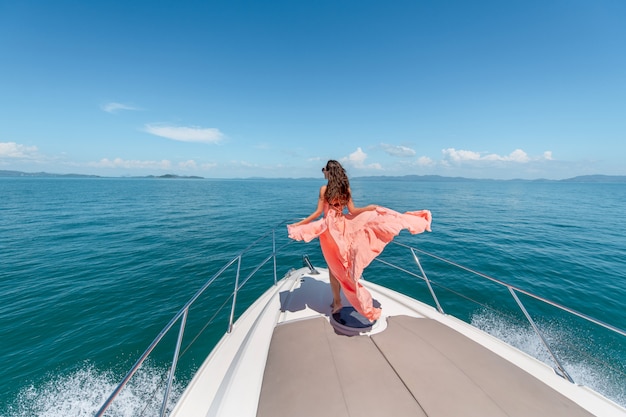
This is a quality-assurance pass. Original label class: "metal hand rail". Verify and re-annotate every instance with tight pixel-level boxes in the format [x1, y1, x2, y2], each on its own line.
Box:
[95, 223, 291, 417]
[95, 225, 625, 416]
[377, 241, 626, 384]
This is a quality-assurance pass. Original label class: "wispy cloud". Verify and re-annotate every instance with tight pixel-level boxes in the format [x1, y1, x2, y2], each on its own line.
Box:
[381, 143, 416, 157]
[144, 124, 224, 144]
[88, 158, 172, 170]
[101, 102, 141, 113]
[83, 158, 214, 172]
[178, 160, 197, 169]
[441, 148, 552, 164]
[0, 142, 39, 159]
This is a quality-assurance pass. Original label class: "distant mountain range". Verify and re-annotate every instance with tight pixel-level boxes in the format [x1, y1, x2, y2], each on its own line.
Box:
[557, 175, 626, 183]
[354, 174, 626, 183]
[1, 170, 625, 183]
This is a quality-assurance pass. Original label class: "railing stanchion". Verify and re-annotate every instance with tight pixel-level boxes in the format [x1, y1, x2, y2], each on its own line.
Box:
[508, 287, 574, 383]
[273, 229, 277, 285]
[411, 248, 444, 314]
[228, 256, 242, 333]
[160, 309, 188, 417]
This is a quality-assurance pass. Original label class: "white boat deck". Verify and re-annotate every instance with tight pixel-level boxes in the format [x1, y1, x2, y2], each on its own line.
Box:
[168, 268, 624, 417]
[257, 315, 596, 417]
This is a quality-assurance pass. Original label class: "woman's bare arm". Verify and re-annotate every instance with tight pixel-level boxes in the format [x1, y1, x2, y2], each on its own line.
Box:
[346, 188, 377, 215]
[290, 186, 326, 226]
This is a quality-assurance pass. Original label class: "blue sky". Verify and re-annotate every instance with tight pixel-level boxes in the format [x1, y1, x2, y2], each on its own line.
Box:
[1, 0, 625, 179]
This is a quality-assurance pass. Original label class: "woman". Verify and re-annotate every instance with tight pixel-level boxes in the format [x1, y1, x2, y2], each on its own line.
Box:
[287, 160, 432, 322]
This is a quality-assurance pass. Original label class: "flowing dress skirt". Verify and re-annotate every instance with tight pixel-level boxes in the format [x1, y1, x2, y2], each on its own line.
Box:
[288, 206, 432, 321]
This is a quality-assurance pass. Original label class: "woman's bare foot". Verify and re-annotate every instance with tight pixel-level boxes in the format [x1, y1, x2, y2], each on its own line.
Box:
[330, 302, 343, 314]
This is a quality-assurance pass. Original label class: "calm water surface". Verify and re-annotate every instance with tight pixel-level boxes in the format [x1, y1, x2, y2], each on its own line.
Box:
[1, 178, 624, 415]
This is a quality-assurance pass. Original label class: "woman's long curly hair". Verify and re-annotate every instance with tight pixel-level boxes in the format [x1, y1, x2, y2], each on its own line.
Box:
[324, 160, 351, 206]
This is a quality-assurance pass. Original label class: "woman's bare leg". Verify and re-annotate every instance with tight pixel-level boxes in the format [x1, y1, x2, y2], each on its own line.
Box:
[329, 270, 342, 313]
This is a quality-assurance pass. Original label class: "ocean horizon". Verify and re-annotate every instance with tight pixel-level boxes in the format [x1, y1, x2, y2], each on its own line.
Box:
[2, 169, 626, 183]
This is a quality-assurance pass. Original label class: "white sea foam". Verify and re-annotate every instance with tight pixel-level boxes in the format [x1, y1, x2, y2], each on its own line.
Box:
[471, 309, 626, 409]
[2, 363, 182, 417]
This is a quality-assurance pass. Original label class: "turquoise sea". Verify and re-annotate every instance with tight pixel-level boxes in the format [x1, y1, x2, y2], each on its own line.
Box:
[1, 177, 625, 415]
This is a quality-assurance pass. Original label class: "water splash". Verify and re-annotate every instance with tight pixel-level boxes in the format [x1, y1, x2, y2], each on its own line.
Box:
[471, 309, 626, 409]
[2, 363, 182, 417]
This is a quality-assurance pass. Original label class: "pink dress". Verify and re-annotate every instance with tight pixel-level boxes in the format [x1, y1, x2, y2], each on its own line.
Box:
[287, 202, 432, 321]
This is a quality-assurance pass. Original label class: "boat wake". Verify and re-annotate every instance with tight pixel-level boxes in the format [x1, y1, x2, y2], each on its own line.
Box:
[1, 362, 182, 417]
[471, 309, 626, 409]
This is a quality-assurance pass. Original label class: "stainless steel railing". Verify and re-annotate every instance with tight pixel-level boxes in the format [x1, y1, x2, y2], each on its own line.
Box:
[375, 241, 626, 385]
[95, 224, 294, 417]
[95, 226, 625, 416]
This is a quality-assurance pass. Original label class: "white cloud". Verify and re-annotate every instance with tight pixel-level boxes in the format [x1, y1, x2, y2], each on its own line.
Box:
[101, 102, 140, 113]
[144, 124, 224, 144]
[442, 148, 482, 162]
[381, 143, 416, 157]
[442, 148, 551, 164]
[178, 160, 197, 169]
[89, 158, 172, 170]
[342, 147, 383, 170]
[481, 149, 529, 162]
[416, 156, 435, 166]
[0, 142, 39, 159]
[346, 147, 368, 165]
[507, 149, 530, 162]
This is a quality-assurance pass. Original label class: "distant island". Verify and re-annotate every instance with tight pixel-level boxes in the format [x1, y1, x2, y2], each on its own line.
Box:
[0, 170, 102, 178]
[1, 170, 625, 183]
[143, 174, 204, 179]
[0, 170, 203, 179]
